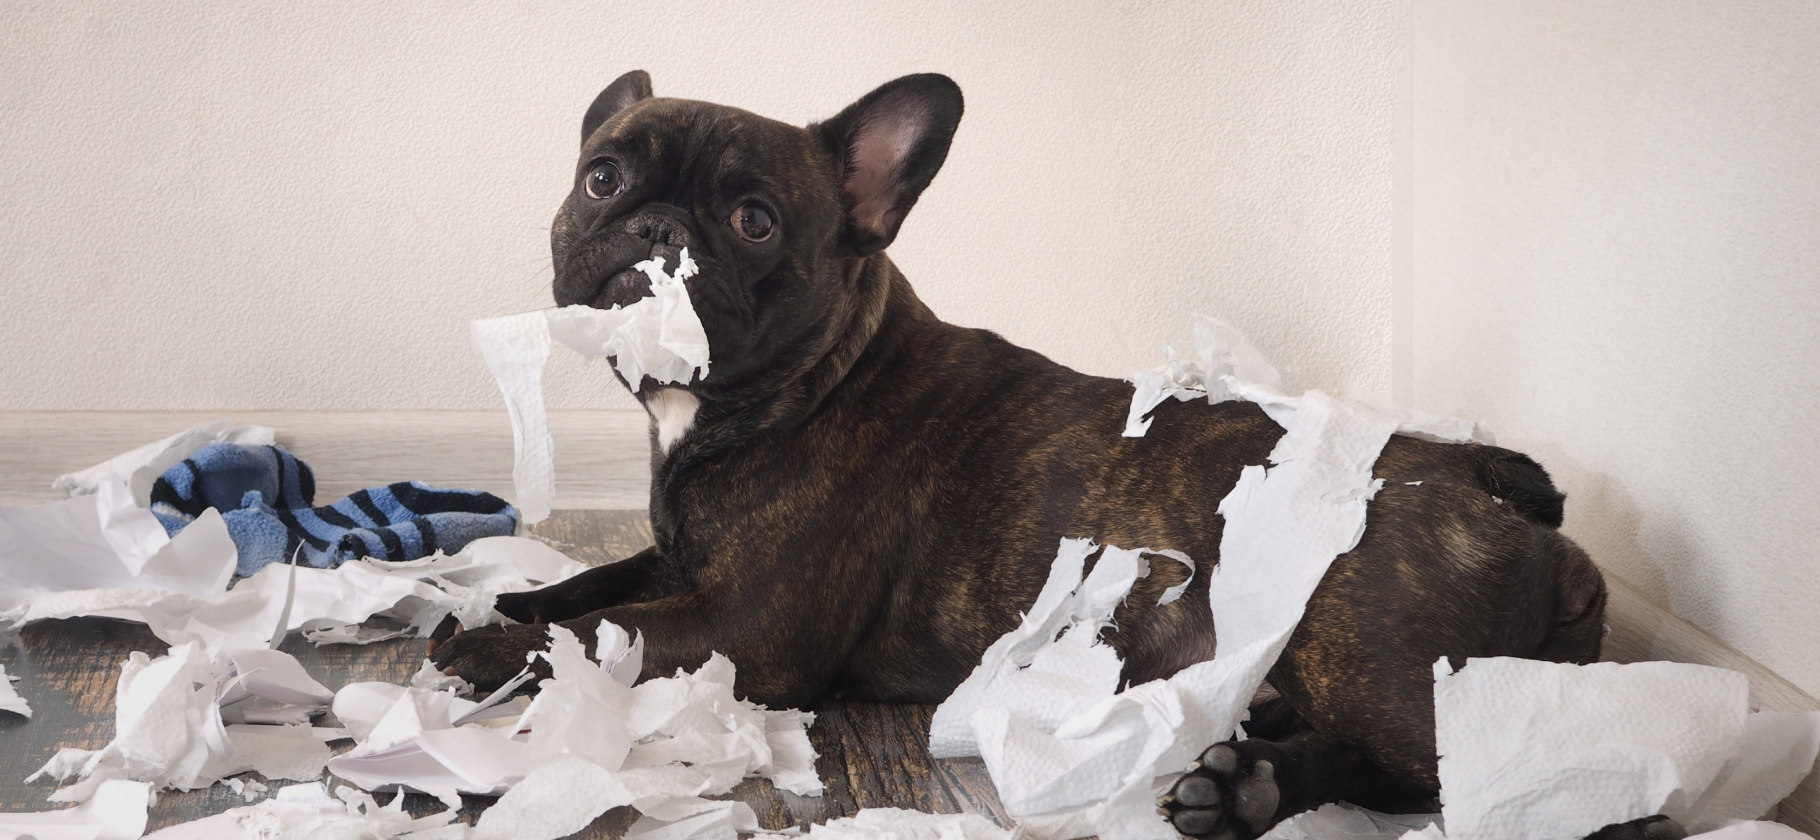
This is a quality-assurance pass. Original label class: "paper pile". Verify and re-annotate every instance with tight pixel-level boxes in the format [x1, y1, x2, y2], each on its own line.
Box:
[313, 622, 820, 840]
[24, 633, 343, 804]
[470, 249, 711, 524]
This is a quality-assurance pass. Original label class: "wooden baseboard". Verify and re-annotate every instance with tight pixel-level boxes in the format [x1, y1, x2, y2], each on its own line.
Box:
[0, 410, 653, 509]
[1603, 572, 1819, 831]
[2, 411, 1813, 827]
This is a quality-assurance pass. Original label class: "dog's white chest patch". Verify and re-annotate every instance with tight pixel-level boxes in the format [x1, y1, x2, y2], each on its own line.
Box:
[646, 388, 699, 453]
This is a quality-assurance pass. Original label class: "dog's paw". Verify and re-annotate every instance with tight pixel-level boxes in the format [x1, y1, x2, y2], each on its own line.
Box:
[426, 621, 552, 693]
[1584, 816, 1687, 840]
[1159, 743, 1282, 840]
[494, 588, 555, 624]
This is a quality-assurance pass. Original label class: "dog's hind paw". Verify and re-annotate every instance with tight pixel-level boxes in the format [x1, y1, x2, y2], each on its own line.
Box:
[1159, 743, 1281, 840]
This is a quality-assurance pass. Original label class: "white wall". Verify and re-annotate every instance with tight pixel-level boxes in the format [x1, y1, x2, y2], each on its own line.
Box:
[0, 0, 1402, 412]
[1412, 1, 1820, 694]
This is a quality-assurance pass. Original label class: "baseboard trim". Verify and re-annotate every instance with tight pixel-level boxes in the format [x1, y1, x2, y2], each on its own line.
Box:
[0, 410, 653, 509]
[2, 410, 1813, 827]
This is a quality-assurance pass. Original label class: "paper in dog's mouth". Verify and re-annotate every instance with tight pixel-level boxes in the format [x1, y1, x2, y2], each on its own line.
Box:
[472, 249, 711, 524]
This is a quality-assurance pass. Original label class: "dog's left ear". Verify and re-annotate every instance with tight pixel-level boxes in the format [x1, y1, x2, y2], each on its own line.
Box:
[814, 74, 963, 254]
[582, 70, 654, 146]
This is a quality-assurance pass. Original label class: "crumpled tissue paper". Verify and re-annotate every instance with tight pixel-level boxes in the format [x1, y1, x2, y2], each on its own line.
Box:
[470, 249, 710, 525]
[0, 480, 238, 612]
[1432, 656, 1820, 840]
[0, 778, 151, 840]
[25, 634, 345, 806]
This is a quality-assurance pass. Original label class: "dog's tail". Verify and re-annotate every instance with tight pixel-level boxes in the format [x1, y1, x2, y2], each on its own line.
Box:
[1478, 450, 1567, 529]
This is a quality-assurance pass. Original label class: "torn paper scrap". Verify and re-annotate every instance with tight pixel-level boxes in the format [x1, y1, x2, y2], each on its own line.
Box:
[470, 756, 635, 840]
[0, 778, 150, 840]
[327, 680, 534, 804]
[201, 723, 333, 783]
[350, 535, 590, 633]
[471, 249, 711, 524]
[0, 481, 237, 612]
[3, 558, 447, 653]
[1124, 315, 1283, 437]
[471, 309, 555, 525]
[52, 418, 275, 506]
[25, 641, 340, 805]
[1433, 657, 1750, 840]
[803, 808, 1013, 840]
[1, 663, 30, 718]
[29, 642, 232, 801]
[623, 799, 758, 840]
[217, 645, 337, 725]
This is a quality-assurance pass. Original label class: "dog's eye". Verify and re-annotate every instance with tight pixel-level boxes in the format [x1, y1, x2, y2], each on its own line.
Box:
[732, 203, 775, 242]
[584, 161, 623, 200]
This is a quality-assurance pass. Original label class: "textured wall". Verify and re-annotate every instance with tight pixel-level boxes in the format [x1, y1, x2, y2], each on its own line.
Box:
[1412, 1, 1820, 694]
[0, 1, 1402, 411]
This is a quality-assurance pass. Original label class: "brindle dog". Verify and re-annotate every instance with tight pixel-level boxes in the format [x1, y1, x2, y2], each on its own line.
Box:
[431, 71, 1677, 840]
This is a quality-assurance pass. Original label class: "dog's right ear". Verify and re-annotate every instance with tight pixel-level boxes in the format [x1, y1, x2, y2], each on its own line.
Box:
[582, 70, 653, 146]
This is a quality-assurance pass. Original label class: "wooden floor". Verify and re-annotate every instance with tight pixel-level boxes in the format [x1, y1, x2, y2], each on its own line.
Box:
[0, 511, 1012, 836]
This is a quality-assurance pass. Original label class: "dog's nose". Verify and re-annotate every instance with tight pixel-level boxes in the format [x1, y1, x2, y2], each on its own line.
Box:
[624, 210, 691, 250]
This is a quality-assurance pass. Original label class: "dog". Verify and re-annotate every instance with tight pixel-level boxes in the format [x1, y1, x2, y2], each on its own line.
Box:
[431, 71, 1658, 840]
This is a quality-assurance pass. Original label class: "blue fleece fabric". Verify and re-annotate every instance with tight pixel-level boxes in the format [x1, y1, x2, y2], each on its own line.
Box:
[150, 443, 518, 577]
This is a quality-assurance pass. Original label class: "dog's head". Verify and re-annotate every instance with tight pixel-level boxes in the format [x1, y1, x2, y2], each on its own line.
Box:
[551, 71, 963, 405]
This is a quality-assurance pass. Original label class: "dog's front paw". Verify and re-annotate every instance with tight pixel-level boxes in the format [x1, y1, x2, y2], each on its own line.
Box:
[1160, 743, 1282, 840]
[494, 587, 562, 624]
[426, 622, 552, 693]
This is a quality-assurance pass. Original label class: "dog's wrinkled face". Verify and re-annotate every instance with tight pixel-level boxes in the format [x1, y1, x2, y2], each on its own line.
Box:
[551, 71, 963, 403]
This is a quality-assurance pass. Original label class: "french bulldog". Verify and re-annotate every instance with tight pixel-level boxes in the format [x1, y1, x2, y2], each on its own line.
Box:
[431, 71, 1666, 840]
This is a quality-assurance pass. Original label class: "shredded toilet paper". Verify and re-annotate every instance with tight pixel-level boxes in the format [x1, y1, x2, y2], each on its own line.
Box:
[470, 249, 711, 524]
[319, 622, 821, 840]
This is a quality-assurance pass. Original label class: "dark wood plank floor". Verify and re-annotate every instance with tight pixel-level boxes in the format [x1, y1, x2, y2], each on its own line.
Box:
[0, 511, 1011, 836]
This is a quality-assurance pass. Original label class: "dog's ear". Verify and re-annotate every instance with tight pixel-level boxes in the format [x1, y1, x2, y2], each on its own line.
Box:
[582, 70, 654, 146]
[814, 74, 963, 254]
